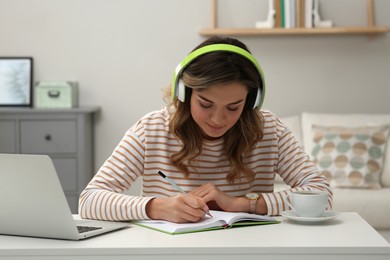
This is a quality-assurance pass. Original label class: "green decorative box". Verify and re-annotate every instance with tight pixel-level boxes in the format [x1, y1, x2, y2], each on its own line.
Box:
[35, 81, 78, 108]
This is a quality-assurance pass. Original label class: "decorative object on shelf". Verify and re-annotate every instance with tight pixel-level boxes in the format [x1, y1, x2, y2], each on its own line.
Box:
[35, 81, 79, 108]
[313, 0, 333, 28]
[0, 57, 33, 107]
[255, 0, 276, 29]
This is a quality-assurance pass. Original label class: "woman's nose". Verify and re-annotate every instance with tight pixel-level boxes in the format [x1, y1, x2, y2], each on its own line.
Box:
[210, 109, 225, 125]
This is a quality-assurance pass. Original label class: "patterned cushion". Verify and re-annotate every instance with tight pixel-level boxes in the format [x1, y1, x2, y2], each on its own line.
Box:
[301, 112, 390, 187]
[311, 125, 390, 189]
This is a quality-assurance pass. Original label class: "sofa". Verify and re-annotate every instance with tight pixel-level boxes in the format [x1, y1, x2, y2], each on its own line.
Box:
[276, 112, 390, 241]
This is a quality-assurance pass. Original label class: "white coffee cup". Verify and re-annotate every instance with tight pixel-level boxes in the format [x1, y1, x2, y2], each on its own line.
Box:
[287, 190, 328, 218]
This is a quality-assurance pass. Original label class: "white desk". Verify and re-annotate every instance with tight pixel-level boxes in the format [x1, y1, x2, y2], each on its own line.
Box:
[0, 212, 389, 260]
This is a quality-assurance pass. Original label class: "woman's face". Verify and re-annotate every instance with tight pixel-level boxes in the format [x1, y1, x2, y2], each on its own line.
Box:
[190, 81, 248, 140]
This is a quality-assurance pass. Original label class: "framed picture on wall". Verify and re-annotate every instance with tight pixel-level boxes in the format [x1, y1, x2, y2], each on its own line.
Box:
[0, 57, 33, 107]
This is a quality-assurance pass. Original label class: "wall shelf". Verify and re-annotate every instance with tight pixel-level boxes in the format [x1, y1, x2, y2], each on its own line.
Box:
[199, 0, 390, 37]
[199, 27, 390, 36]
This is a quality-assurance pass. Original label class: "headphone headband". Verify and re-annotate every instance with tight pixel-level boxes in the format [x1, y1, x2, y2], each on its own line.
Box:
[171, 43, 266, 109]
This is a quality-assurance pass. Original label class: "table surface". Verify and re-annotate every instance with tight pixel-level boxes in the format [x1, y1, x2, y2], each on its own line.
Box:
[0, 212, 389, 260]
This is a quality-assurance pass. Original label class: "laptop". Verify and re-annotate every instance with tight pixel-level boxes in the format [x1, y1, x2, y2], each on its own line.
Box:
[0, 153, 130, 240]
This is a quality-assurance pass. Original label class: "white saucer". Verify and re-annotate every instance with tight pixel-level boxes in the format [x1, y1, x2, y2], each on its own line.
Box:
[280, 210, 340, 223]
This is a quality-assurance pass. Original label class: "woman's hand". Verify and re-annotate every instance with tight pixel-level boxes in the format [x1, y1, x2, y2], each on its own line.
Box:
[189, 183, 243, 212]
[145, 194, 209, 223]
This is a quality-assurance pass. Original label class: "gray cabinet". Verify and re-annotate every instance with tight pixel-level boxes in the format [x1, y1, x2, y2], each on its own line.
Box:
[0, 107, 100, 213]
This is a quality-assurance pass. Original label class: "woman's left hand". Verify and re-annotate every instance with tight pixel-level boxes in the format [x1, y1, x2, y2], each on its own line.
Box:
[189, 183, 241, 212]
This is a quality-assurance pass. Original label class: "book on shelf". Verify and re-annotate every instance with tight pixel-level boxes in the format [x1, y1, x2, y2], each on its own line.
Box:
[296, 0, 304, 27]
[280, 0, 285, 27]
[274, 0, 282, 27]
[133, 210, 280, 235]
[277, 0, 306, 28]
[284, 0, 292, 28]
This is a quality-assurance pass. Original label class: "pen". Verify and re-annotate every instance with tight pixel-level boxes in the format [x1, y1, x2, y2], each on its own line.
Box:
[157, 171, 213, 218]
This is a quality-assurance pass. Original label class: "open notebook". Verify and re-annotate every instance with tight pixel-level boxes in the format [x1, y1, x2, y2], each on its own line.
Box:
[133, 210, 280, 234]
[0, 153, 130, 240]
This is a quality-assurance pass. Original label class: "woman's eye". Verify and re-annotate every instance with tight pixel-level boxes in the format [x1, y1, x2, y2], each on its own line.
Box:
[200, 103, 212, 109]
[228, 107, 239, 111]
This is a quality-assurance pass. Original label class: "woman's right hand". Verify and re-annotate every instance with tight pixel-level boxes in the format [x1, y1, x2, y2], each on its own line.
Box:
[145, 194, 209, 223]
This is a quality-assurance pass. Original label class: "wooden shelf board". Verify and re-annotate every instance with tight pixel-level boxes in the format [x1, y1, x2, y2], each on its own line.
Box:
[199, 27, 390, 36]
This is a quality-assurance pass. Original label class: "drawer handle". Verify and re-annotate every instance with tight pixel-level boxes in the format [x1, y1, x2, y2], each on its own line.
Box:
[48, 90, 60, 98]
[44, 134, 52, 141]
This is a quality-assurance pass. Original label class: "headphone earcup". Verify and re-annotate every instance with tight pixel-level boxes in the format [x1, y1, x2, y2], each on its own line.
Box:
[253, 87, 262, 109]
[244, 87, 262, 110]
[177, 80, 186, 102]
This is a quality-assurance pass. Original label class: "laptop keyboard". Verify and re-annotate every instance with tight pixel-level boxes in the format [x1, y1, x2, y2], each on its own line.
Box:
[77, 225, 102, 234]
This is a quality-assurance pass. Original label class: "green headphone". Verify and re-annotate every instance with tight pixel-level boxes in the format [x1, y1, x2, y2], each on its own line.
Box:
[171, 44, 266, 110]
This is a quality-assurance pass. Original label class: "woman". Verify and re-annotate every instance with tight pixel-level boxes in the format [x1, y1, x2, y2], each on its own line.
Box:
[79, 36, 332, 223]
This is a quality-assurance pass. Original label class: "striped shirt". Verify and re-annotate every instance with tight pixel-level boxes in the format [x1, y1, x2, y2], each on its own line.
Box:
[79, 108, 332, 221]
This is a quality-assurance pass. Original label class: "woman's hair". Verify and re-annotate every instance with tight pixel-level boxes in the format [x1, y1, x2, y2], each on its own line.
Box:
[165, 36, 265, 183]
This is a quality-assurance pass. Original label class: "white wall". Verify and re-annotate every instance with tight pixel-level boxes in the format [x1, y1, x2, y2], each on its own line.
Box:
[1, 0, 389, 195]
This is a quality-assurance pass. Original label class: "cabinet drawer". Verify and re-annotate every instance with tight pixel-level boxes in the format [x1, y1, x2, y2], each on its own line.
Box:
[20, 120, 76, 154]
[52, 158, 77, 191]
[0, 121, 16, 153]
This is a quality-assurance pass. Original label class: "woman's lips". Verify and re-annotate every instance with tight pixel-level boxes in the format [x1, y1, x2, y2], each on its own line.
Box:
[207, 123, 225, 131]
